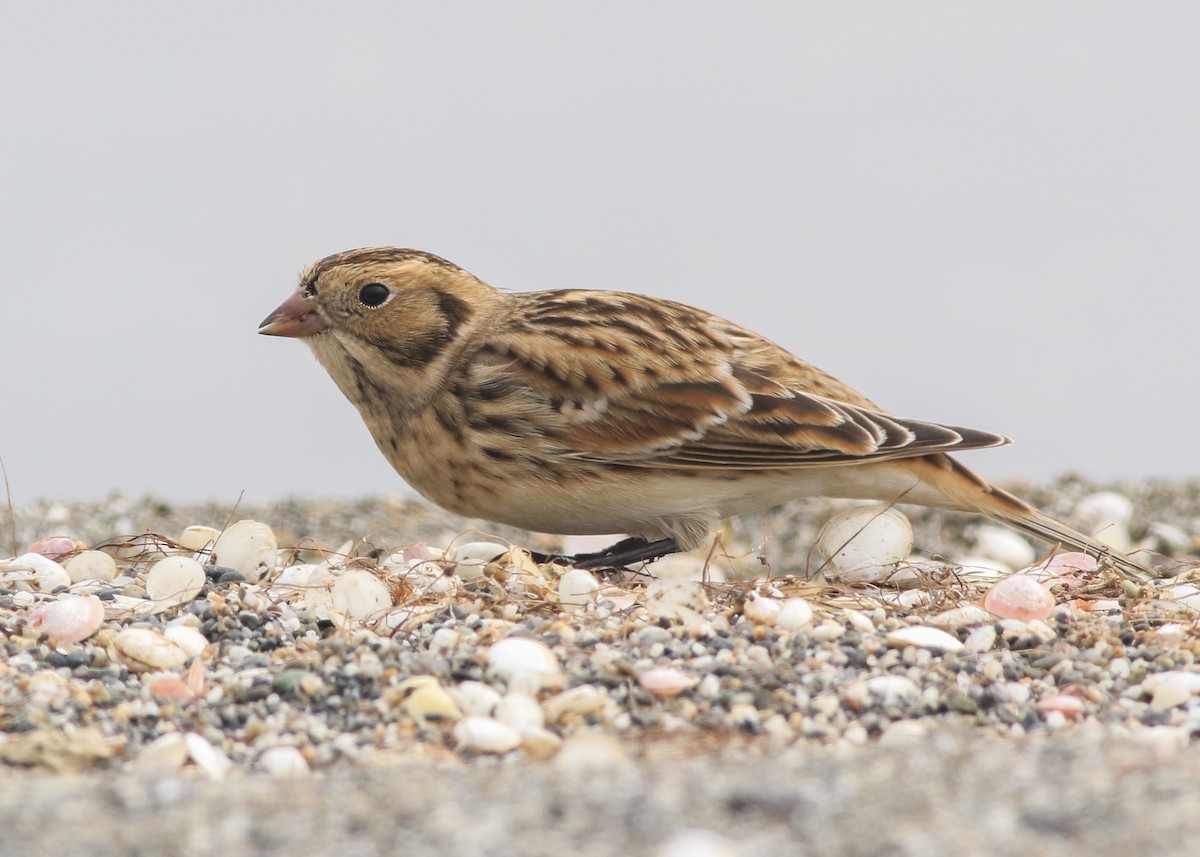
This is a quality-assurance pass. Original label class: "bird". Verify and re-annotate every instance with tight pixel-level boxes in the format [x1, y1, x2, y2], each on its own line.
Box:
[259, 246, 1150, 581]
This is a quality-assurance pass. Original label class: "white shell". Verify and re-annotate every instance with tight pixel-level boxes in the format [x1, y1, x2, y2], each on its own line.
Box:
[450, 681, 502, 717]
[963, 624, 998, 653]
[28, 594, 105, 644]
[114, 627, 189, 672]
[557, 568, 599, 612]
[495, 692, 545, 733]
[1145, 671, 1200, 711]
[543, 684, 608, 723]
[775, 598, 814, 632]
[258, 745, 310, 778]
[865, 675, 920, 706]
[982, 575, 1056, 621]
[815, 506, 913, 583]
[64, 550, 117, 583]
[331, 570, 392, 620]
[132, 733, 189, 775]
[487, 637, 564, 693]
[453, 716, 522, 754]
[927, 605, 995, 629]
[211, 520, 278, 581]
[885, 625, 964, 653]
[6, 553, 72, 592]
[178, 525, 222, 553]
[1073, 492, 1133, 551]
[742, 593, 780, 625]
[146, 556, 205, 605]
[184, 732, 232, 780]
[400, 678, 462, 722]
[164, 624, 209, 658]
[447, 541, 508, 580]
[637, 666, 699, 698]
[972, 525, 1036, 570]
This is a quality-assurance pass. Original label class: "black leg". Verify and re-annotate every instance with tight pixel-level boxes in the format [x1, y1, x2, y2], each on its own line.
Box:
[572, 536, 681, 570]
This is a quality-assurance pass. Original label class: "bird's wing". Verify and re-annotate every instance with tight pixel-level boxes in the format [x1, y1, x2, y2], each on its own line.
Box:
[459, 290, 1009, 470]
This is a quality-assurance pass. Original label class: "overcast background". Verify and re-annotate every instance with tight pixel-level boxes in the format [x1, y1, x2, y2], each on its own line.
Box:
[1, 2, 1196, 505]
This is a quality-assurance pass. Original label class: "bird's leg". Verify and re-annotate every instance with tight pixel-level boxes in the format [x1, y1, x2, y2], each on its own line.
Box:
[572, 536, 680, 570]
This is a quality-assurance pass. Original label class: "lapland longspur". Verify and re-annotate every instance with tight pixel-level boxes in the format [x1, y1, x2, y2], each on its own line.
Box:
[259, 247, 1149, 580]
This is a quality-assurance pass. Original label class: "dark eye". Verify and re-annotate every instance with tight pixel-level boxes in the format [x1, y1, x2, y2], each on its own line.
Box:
[359, 283, 390, 308]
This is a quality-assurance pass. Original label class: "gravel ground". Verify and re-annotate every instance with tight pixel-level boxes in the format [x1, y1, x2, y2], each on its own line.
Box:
[1, 480, 1199, 857]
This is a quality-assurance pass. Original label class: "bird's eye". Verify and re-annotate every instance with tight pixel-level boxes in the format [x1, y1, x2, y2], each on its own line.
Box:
[359, 283, 391, 308]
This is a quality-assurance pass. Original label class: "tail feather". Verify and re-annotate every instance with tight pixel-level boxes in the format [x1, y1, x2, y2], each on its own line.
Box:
[904, 454, 1152, 582]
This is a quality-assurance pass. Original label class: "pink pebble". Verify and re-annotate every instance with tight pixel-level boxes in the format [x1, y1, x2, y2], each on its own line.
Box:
[982, 574, 1056, 621]
[27, 535, 78, 562]
[1037, 694, 1085, 718]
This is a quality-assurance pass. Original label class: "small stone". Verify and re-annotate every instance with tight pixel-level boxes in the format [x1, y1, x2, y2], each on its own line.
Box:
[557, 568, 599, 612]
[258, 745, 309, 778]
[178, 526, 222, 553]
[963, 625, 998, 654]
[638, 667, 699, 699]
[543, 684, 608, 723]
[487, 637, 564, 693]
[815, 506, 913, 583]
[113, 628, 189, 673]
[742, 593, 780, 625]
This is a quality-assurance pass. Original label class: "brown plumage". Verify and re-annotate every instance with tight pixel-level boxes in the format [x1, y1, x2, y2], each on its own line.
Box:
[259, 247, 1149, 580]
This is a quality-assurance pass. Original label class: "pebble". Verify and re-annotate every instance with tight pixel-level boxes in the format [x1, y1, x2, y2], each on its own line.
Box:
[815, 506, 913, 583]
[0, 490, 1195, 778]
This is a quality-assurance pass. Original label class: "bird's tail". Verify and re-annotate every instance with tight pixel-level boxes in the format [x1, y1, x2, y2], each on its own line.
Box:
[902, 454, 1152, 582]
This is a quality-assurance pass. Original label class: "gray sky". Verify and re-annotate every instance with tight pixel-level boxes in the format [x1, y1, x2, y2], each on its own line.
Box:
[2, 2, 1197, 504]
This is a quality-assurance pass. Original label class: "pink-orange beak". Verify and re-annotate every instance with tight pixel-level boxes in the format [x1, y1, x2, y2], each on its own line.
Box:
[258, 289, 328, 337]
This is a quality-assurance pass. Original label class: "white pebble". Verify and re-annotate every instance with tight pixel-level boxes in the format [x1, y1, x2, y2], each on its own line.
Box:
[132, 733, 189, 775]
[810, 622, 845, 642]
[453, 716, 522, 754]
[28, 595, 105, 644]
[495, 693, 545, 733]
[638, 667, 699, 699]
[451, 681, 502, 717]
[114, 628, 189, 673]
[1073, 492, 1133, 551]
[972, 525, 1036, 570]
[656, 829, 742, 857]
[645, 578, 710, 611]
[488, 637, 564, 693]
[886, 625, 964, 653]
[211, 520, 277, 581]
[1144, 671, 1200, 713]
[815, 506, 913, 583]
[773, 598, 813, 632]
[331, 570, 392, 621]
[557, 568, 599, 612]
[842, 608, 875, 634]
[145, 556, 205, 605]
[865, 675, 920, 707]
[258, 745, 309, 778]
[447, 541, 508, 580]
[742, 593, 780, 625]
[64, 550, 117, 583]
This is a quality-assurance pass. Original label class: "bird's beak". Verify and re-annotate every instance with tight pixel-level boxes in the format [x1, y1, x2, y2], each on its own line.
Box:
[258, 289, 328, 337]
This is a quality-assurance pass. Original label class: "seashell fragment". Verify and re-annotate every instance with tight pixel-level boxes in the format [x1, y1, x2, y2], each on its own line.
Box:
[495, 692, 545, 733]
[163, 625, 209, 659]
[64, 550, 117, 583]
[28, 595, 105, 644]
[637, 666, 699, 699]
[815, 506, 913, 583]
[178, 526, 222, 553]
[543, 684, 608, 723]
[487, 637, 564, 693]
[982, 575, 1055, 621]
[330, 570, 392, 621]
[211, 520, 277, 582]
[146, 556, 205, 606]
[742, 592, 780, 625]
[1073, 492, 1133, 551]
[453, 716, 522, 754]
[28, 535, 78, 562]
[184, 732, 231, 780]
[972, 525, 1036, 570]
[114, 628, 189, 673]
[6, 553, 72, 592]
[397, 676, 462, 723]
[451, 681, 502, 717]
[258, 745, 309, 778]
[885, 625, 964, 653]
